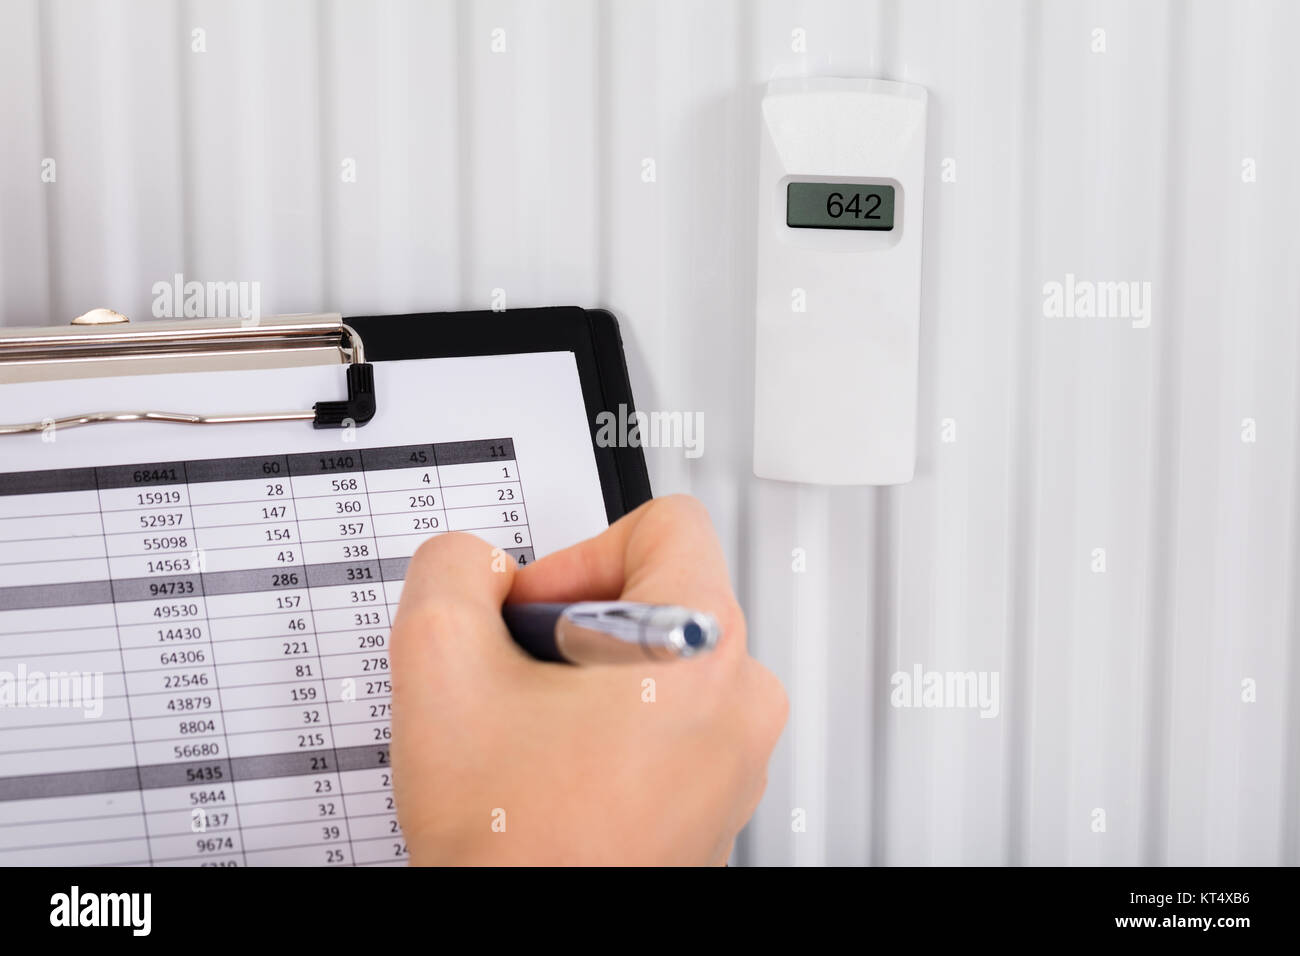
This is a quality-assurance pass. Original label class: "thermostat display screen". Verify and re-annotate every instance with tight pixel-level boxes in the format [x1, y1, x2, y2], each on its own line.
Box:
[786, 182, 895, 231]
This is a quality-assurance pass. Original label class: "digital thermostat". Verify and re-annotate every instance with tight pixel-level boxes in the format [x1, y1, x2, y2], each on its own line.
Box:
[752, 77, 928, 485]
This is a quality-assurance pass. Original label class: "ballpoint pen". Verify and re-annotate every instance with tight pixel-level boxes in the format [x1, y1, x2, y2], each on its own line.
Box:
[499, 601, 721, 665]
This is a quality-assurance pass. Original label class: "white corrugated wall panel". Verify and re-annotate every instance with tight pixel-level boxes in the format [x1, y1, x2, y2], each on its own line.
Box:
[0, 0, 1295, 866]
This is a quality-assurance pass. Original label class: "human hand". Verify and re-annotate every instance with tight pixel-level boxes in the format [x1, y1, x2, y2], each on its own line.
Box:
[389, 494, 787, 865]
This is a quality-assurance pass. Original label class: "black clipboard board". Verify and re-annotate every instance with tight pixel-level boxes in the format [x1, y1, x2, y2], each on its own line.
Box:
[347, 307, 652, 526]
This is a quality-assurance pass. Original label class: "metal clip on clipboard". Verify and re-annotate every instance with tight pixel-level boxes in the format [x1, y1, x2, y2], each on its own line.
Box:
[0, 309, 376, 435]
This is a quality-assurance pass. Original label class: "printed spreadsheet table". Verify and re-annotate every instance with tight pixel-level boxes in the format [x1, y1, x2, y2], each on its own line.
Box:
[0, 437, 533, 866]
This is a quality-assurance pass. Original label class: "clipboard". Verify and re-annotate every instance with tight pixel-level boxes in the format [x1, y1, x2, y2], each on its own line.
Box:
[0, 305, 654, 868]
[0, 306, 653, 523]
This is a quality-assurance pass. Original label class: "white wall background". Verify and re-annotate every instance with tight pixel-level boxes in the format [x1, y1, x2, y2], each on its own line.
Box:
[1, 0, 1297, 865]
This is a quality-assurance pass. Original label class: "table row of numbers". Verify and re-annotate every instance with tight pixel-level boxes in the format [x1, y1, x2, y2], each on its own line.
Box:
[0, 526, 534, 588]
[1, 501, 528, 554]
[0, 478, 524, 538]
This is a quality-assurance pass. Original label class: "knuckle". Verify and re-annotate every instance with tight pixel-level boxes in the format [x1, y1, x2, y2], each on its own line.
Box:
[713, 595, 747, 649]
[745, 661, 789, 746]
[645, 493, 712, 531]
[656, 492, 708, 517]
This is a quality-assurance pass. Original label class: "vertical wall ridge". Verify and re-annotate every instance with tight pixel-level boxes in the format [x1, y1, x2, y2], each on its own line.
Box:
[454, 0, 474, 307]
[35, 0, 57, 321]
[1139, 0, 1189, 867]
[315, 1, 333, 310]
[1284, 265, 1300, 866]
[176, 0, 193, 278]
[1003, 0, 1043, 867]
[867, 0, 904, 870]
[868, 488, 894, 865]
[595, 0, 611, 309]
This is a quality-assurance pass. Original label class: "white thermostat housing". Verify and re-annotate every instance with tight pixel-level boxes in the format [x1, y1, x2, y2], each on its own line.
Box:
[752, 77, 928, 485]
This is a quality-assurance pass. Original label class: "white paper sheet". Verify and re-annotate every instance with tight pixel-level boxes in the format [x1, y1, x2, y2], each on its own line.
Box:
[0, 352, 609, 865]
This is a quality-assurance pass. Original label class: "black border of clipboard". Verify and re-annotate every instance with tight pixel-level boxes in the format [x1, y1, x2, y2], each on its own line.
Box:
[345, 308, 652, 526]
